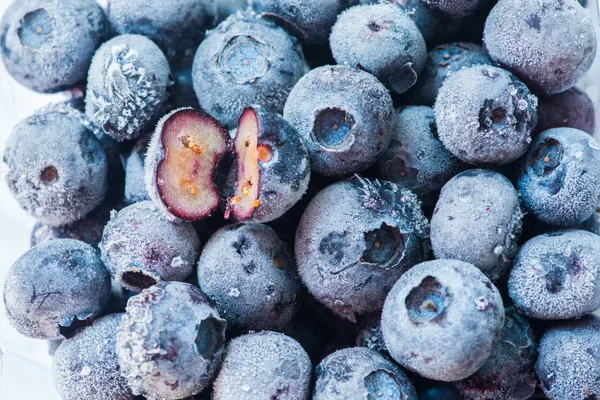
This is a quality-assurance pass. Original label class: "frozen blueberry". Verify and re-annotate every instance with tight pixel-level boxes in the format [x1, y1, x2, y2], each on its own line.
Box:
[455, 307, 538, 400]
[396, 0, 464, 47]
[483, 0, 596, 95]
[313, 347, 417, 400]
[435, 65, 537, 165]
[169, 68, 201, 109]
[117, 282, 227, 399]
[376, 106, 465, 200]
[192, 12, 306, 127]
[330, 2, 427, 94]
[430, 169, 523, 281]
[3, 239, 111, 339]
[296, 177, 430, 321]
[53, 314, 133, 400]
[100, 201, 201, 292]
[508, 230, 600, 320]
[3, 107, 108, 227]
[420, 0, 489, 17]
[536, 87, 595, 135]
[381, 259, 504, 381]
[283, 66, 394, 176]
[409, 42, 491, 106]
[197, 223, 301, 331]
[0, 0, 108, 93]
[85, 34, 171, 142]
[124, 135, 151, 204]
[517, 128, 600, 226]
[212, 331, 312, 400]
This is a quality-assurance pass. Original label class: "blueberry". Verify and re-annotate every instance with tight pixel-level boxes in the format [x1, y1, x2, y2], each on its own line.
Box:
[3, 239, 111, 339]
[330, 2, 427, 94]
[283, 66, 394, 176]
[420, 0, 489, 17]
[100, 201, 201, 292]
[313, 347, 417, 400]
[381, 259, 504, 381]
[435, 65, 537, 165]
[517, 128, 600, 226]
[295, 177, 430, 321]
[483, 0, 596, 95]
[117, 282, 227, 399]
[430, 169, 523, 281]
[536, 87, 596, 135]
[0, 0, 107, 93]
[396, 0, 464, 48]
[53, 314, 133, 400]
[212, 0, 248, 23]
[212, 331, 312, 400]
[192, 12, 306, 127]
[3, 107, 108, 227]
[85, 34, 171, 142]
[124, 135, 151, 204]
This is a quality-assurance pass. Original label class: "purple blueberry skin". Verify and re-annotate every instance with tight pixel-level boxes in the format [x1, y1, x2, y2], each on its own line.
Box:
[3, 239, 111, 340]
[396, 0, 464, 47]
[535, 87, 595, 135]
[483, 0, 596, 95]
[420, 0, 489, 17]
[124, 135, 151, 205]
[116, 282, 227, 399]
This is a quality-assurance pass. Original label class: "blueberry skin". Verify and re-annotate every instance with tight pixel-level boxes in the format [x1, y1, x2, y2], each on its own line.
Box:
[53, 314, 134, 400]
[192, 12, 306, 128]
[212, 331, 312, 400]
[508, 230, 600, 320]
[330, 3, 427, 94]
[100, 201, 201, 292]
[376, 106, 465, 200]
[420, 0, 488, 17]
[517, 128, 600, 227]
[397, 0, 464, 48]
[283, 65, 394, 176]
[536, 87, 595, 135]
[85, 34, 171, 142]
[483, 0, 596, 96]
[3, 239, 111, 340]
[430, 169, 523, 281]
[124, 135, 151, 204]
[435, 65, 537, 166]
[313, 347, 417, 400]
[3, 108, 108, 227]
[381, 259, 505, 382]
[295, 177, 430, 322]
[0, 0, 108, 93]
[117, 282, 227, 399]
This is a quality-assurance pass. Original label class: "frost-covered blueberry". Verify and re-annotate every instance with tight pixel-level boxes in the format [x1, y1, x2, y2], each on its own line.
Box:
[169, 68, 201, 109]
[3, 107, 108, 227]
[192, 12, 306, 127]
[3, 239, 111, 339]
[420, 0, 488, 17]
[117, 282, 227, 399]
[53, 314, 133, 400]
[483, 0, 597, 95]
[296, 177, 430, 321]
[536, 87, 595, 135]
[381, 259, 505, 381]
[283, 66, 394, 176]
[517, 128, 600, 226]
[455, 307, 538, 400]
[100, 201, 201, 292]
[0, 0, 107, 93]
[313, 347, 417, 400]
[330, 2, 427, 94]
[409, 42, 491, 106]
[430, 169, 523, 281]
[508, 230, 600, 320]
[85, 34, 171, 142]
[396, 0, 463, 47]
[435, 65, 537, 165]
[197, 223, 301, 331]
[124, 135, 151, 204]
[376, 106, 465, 200]
[212, 331, 312, 400]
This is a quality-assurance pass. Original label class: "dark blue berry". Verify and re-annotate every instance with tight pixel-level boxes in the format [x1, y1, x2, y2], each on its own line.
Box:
[536, 87, 595, 135]
[397, 0, 464, 47]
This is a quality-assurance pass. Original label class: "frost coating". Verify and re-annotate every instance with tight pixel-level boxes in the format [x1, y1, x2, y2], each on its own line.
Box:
[536, 87, 595, 135]
[124, 135, 151, 204]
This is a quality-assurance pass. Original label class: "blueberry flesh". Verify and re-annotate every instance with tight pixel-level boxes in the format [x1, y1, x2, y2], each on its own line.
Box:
[295, 177, 430, 321]
[536, 87, 595, 135]
[0, 0, 107, 93]
[483, 0, 596, 95]
[85, 34, 171, 141]
[53, 314, 133, 400]
[509, 230, 600, 320]
[420, 0, 489, 17]
[396, 0, 464, 47]
[517, 128, 600, 227]
[381, 259, 505, 381]
[3, 239, 111, 339]
[284, 65, 394, 176]
[313, 347, 417, 400]
[212, 331, 312, 400]
[124, 135, 151, 204]
[117, 282, 227, 399]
